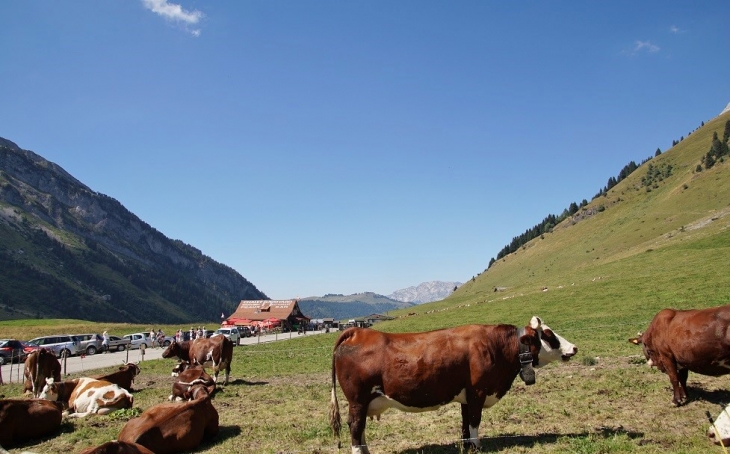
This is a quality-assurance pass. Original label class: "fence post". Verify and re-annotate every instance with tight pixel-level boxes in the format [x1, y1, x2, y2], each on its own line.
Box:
[62, 350, 68, 376]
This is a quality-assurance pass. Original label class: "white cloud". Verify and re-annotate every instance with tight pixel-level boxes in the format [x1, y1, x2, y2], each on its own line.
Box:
[669, 25, 685, 34]
[633, 40, 660, 54]
[141, 0, 204, 35]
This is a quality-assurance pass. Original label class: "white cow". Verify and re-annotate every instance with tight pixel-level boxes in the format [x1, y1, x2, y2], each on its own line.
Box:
[39, 377, 133, 418]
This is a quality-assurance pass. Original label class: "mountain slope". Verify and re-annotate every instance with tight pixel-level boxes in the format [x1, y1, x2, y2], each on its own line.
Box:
[0, 137, 267, 323]
[376, 109, 730, 359]
[298, 292, 414, 320]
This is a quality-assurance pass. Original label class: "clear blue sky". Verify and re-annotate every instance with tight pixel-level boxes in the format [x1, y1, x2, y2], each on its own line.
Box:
[1, 1, 728, 300]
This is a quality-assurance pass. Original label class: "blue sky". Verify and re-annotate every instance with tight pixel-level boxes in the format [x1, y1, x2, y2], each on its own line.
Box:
[1, 1, 728, 300]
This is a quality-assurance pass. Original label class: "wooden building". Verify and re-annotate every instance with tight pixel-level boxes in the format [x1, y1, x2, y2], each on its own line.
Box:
[224, 299, 310, 331]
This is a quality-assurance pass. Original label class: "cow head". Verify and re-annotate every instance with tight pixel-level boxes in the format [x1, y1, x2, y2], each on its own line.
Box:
[189, 383, 213, 401]
[162, 341, 177, 359]
[708, 405, 730, 447]
[121, 362, 141, 376]
[628, 332, 656, 367]
[39, 377, 60, 401]
[523, 316, 577, 367]
[171, 361, 191, 377]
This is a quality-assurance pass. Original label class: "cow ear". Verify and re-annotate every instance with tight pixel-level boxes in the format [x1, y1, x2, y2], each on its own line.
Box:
[530, 316, 542, 330]
[519, 327, 536, 345]
[629, 337, 642, 345]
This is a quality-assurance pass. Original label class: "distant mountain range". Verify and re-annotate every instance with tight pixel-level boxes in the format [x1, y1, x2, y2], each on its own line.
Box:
[298, 292, 414, 320]
[0, 137, 267, 323]
[388, 280, 462, 304]
[297, 281, 461, 320]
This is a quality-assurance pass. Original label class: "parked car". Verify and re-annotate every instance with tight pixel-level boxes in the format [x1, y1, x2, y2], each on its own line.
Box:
[214, 327, 240, 345]
[0, 339, 28, 365]
[75, 333, 103, 355]
[239, 326, 252, 338]
[27, 335, 82, 358]
[20, 340, 40, 355]
[122, 333, 151, 350]
[107, 335, 131, 352]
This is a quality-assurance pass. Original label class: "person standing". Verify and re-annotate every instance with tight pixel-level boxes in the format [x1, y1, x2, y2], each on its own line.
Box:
[150, 329, 156, 348]
[102, 330, 110, 353]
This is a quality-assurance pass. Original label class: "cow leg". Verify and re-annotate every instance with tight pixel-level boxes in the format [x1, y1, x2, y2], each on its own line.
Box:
[347, 403, 370, 454]
[461, 393, 484, 449]
[665, 362, 688, 406]
[678, 368, 690, 401]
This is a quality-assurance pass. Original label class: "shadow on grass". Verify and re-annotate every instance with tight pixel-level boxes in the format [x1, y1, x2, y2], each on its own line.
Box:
[691, 387, 730, 406]
[7, 421, 75, 452]
[400, 428, 645, 453]
[229, 378, 268, 386]
[201, 424, 242, 449]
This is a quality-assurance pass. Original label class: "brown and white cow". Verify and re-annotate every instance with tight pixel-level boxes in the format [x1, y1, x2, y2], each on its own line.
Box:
[118, 384, 219, 454]
[78, 441, 155, 454]
[93, 363, 141, 392]
[23, 349, 61, 398]
[330, 316, 577, 453]
[0, 398, 63, 446]
[169, 365, 216, 401]
[39, 377, 133, 417]
[629, 304, 730, 406]
[162, 336, 233, 385]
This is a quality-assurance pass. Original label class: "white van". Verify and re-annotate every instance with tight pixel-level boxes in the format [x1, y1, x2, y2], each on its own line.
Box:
[214, 327, 240, 345]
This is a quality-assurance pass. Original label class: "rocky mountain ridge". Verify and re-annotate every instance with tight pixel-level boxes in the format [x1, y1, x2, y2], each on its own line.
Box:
[0, 137, 267, 323]
[388, 280, 462, 304]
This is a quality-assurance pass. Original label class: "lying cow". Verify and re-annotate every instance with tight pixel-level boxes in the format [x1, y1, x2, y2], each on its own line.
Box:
[23, 349, 61, 398]
[93, 363, 140, 392]
[708, 404, 730, 447]
[170, 365, 215, 401]
[118, 384, 219, 454]
[330, 316, 577, 453]
[78, 441, 155, 454]
[0, 398, 63, 446]
[630, 304, 730, 406]
[40, 377, 133, 417]
[162, 336, 233, 384]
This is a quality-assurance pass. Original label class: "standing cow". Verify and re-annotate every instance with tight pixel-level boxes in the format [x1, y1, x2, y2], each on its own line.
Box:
[162, 335, 233, 385]
[23, 349, 61, 398]
[630, 304, 730, 406]
[330, 316, 577, 453]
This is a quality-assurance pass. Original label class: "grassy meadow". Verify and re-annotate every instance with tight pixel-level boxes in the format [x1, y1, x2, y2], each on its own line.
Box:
[2, 112, 730, 453]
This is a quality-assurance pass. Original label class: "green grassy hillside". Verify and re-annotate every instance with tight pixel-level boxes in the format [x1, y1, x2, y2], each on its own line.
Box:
[378, 111, 730, 355]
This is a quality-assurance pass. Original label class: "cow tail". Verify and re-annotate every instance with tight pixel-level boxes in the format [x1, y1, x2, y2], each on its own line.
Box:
[330, 350, 342, 447]
[33, 351, 41, 397]
[330, 330, 354, 448]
